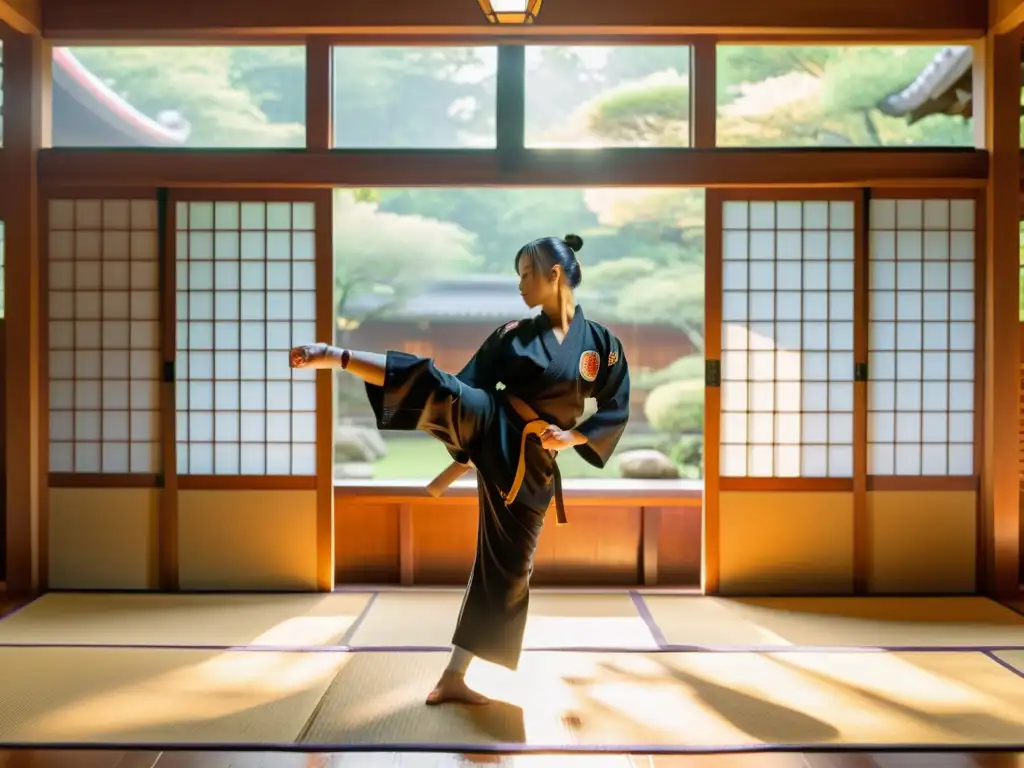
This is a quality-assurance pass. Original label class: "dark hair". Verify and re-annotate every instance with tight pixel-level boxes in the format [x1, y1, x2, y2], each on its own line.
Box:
[513, 234, 584, 289]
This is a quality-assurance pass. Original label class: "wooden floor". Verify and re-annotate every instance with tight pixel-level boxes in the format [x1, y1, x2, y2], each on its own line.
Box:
[0, 751, 1021, 768]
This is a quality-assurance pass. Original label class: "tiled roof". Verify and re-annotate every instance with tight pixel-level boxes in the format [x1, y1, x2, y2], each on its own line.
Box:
[52, 48, 190, 146]
[343, 275, 543, 321]
[877, 46, 975, 122]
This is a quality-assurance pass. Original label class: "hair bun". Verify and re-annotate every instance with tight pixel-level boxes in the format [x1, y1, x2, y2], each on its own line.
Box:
[563, 234, 584, 253]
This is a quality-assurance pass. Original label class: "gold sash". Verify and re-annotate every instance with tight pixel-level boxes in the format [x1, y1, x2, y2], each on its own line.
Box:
[425, 394, 568, 524]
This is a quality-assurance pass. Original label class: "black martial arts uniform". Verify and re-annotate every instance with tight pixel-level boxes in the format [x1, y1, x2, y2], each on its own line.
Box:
[363, 304, 631, 672]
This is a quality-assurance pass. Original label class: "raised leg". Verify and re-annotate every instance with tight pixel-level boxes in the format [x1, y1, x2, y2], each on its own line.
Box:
[289, 343, 386, 387]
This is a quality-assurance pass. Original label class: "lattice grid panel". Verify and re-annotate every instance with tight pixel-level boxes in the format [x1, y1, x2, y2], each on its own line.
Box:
[867, 198, 975, 476]
[719, 199, 856, 478]
[48, 199, 162, 473]
[174, 200, 317, 475]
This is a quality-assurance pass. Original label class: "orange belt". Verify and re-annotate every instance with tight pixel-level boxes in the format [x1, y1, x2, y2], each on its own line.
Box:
[425, 394, 568, 525]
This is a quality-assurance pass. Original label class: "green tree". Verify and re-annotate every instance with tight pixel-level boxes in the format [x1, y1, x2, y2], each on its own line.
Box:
[333, 46, 496, 147]
[584, 79, 690, 146]
[716, 46, 837, 104]
[715, 45, 974, 147]
[62, 45, 496, 149]
[332, 190, 481, 331]
[378, 188, 598, 272]
[576, 186, 706, 350]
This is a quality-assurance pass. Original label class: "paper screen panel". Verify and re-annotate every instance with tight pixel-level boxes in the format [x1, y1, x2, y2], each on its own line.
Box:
[719, 199, 856, 478]
[48, 199, 161, 474]
[867, 198, 975, 476]
[174, 200, 317, 476]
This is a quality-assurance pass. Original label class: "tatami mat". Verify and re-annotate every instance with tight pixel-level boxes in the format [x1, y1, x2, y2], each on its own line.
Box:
[640, 595, 1024, 648]
[0, 646, 347, 744]
[300, 650, 1024, 749]
[0, 592, 372, 648]
[994, 649, 1024, 677]
[348, 591, 658, 649]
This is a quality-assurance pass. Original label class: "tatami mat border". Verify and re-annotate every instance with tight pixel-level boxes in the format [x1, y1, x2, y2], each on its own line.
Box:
[1, 742, 1024, 755]
[5, 590, 1024, 655]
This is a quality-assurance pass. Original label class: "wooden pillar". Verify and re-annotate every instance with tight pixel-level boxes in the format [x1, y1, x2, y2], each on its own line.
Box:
[976, 31, 1022, 597]
[307, 37, 335, 591]
[2, 26, 50, 596]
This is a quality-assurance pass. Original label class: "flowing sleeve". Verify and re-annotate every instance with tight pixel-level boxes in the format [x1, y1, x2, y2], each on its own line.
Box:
[574, 332, 631, 469]
[455, 321, 515, 390]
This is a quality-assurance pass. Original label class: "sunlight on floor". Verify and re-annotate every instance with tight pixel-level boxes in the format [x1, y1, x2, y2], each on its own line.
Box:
[774, 651, 1016, 712]
[453, 651, 1024, 746]
[251, 616, 359, 646]
[522, 616, 658, 648]
[29, 651, 348, 739]
[0, 592, 372, 648]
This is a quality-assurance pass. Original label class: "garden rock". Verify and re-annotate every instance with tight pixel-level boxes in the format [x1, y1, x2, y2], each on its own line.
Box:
[335, 462, 374, 479]
[336, 425, 388, 460]
[618, 449, 680, 479]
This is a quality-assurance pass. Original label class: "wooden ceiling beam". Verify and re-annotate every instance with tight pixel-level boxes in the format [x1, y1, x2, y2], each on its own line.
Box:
[39, 0, 985, 41]
[0, 0, 39, 35]
[37, 148, 988, 189]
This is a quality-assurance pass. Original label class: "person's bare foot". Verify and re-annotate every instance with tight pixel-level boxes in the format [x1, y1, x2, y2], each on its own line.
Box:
[425, 671, 490, 706]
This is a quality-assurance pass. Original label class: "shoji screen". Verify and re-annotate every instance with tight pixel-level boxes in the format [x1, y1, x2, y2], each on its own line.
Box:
[45, 195, 162, 589]
[169, 192, 333, 591]
[173, 199, 317, 477]
[864, 193, 980, 594]
[707, 191, 861, 595]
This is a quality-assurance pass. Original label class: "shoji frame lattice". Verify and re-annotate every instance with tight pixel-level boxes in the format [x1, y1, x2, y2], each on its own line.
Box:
[40, 187, 336, 591]
[703, 187, 986, 595]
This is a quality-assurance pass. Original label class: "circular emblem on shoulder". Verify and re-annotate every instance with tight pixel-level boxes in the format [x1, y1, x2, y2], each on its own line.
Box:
[500, 320, 520, 336]
[579, 350, 600, 382]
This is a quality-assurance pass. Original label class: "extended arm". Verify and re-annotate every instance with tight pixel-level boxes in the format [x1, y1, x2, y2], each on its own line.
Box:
[289, 343, 386, 386]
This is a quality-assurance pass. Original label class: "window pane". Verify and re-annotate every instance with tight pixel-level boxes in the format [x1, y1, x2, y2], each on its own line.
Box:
[525, 46, 691, 148]
[717, 46, 974, 147]
[333, 187, 705, 482]
[332, 47, 497, 149]
[51, 46, 306, 148]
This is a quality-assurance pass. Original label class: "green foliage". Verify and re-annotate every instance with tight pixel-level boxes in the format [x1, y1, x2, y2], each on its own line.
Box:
[584, 81, 690, 146]
[714, 45, 975, 147]
[333, 46, 496, 147]
[632, 355, 705, 390]
[818, 47, 942, 115]
[644, 379, 705, 435]
[377, 188, 598, 271]
[666, 434, 703, 478]
[332, 190, 481, 323]
[717, 46, 837, 103]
